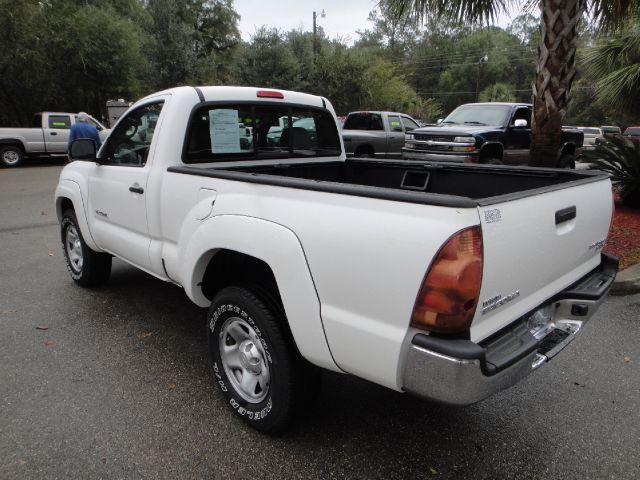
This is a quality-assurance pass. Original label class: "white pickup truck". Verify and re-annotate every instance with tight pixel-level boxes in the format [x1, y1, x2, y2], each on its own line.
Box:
[56, 86, 617, 433]
[0, 112, 109, 167]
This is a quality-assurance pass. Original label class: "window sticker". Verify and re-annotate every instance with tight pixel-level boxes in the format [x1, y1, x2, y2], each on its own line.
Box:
[209, 109, 241, 153]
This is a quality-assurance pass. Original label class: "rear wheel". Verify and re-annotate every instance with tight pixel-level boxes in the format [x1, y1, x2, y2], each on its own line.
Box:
[208, 286, 309, 433]
[0, 146, 24, 168]
[60, 209, 111, 287]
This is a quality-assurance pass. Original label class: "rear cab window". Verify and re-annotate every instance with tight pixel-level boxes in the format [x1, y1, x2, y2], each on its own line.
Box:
[342, 113, 384, 131]
[183, 103, 341, 163]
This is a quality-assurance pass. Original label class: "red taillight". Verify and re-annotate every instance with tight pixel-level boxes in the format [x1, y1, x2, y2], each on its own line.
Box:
[410, 226, 483, 334]
[257, 90, 284, 99]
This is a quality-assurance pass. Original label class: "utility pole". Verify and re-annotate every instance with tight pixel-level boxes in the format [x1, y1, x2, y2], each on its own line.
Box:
[475, 55, 488, 102]
[313, 10, 326, 61]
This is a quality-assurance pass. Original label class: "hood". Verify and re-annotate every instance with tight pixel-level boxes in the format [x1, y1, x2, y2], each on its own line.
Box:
[412, 124, 497, 136]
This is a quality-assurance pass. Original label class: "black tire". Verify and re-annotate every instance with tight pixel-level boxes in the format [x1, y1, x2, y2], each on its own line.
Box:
[208, 286, 307, 433]
[558, 153, 576, 169]
[0, 145, 24, 168]
[60, 209, 112, 287]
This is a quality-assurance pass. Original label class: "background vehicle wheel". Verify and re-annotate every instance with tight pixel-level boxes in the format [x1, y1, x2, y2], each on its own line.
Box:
[0, 146, 24, 168]
[60, 209, 111, 287]
[208, 286, 309, 433]
[558, 154, 576, 169]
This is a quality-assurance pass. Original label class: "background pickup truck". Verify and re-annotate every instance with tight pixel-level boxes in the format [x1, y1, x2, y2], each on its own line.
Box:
[402, 102, 583, 168]
[58, 86, 616, 433]
[0, 112, 110, 167]
[341, 110, 421, 159]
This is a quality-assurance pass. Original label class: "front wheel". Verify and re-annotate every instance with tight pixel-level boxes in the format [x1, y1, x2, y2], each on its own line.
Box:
[208, 286, 306, 433]
[0, 146, 24, 168]
[60, 209, 112, 287]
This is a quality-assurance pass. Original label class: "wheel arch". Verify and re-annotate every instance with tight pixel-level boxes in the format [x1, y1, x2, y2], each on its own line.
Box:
[478, 142, 504, 162]
[354, 143, 375, 157]
[55, 180, 100, 251]
[179, 215, 339, 371]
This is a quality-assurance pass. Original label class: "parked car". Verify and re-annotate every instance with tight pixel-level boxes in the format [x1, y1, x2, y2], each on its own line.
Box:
[600, 125, 622, 138]
[59, 86, 616, 433]
[341, 111, 421, 159]
[403, 103, 583, 168]
[577, 127, 604, 150]
[0, 112, 110, 167]
[623, 126, 640, 143]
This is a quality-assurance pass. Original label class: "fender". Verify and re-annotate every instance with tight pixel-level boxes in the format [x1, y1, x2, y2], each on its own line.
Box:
[54, 178, 100, 251]
[176, 214, 340, 372]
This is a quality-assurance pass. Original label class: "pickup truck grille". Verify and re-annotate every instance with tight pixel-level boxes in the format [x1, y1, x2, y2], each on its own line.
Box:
[414, 134, 455, 142]
[413, 144, 450, 151]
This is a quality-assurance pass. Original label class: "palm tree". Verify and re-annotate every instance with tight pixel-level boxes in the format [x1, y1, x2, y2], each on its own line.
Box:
[380, 0, 640, 167]
[583, 20, 640, 116]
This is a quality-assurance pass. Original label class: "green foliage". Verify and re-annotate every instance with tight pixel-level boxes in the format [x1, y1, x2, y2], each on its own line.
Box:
[584, 136, 640, 207]
[479, 83, 516, 102]
[582, 21, 640, 117]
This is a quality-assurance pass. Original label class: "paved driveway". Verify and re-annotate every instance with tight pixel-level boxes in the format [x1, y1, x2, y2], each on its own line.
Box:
[1, 165, 639, 479]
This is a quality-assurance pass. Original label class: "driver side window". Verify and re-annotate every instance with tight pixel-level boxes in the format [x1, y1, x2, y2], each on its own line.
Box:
[102, 102, 164, 166]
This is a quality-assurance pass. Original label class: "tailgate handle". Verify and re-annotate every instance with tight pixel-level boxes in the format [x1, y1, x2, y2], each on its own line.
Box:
[555, 206, 576, 224]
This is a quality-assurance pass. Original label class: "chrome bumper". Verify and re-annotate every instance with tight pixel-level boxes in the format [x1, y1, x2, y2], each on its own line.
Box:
[402, 253, 618, 406]
[402, 148, 475, 163]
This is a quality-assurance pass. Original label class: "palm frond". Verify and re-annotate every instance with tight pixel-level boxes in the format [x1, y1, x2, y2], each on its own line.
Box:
[379, 0, 510, 26]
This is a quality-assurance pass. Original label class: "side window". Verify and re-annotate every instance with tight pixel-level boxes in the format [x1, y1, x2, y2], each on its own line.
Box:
[102, 102, 164, 166]
[401, 116, 419, 131]
[48, 115, 71, 129]
[511, 108, 531, 127]
[388, 115, 403, 132]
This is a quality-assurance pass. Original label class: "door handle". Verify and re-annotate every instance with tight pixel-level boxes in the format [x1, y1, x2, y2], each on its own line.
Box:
[555, 206, 576, 224]
[129, 184, 144, 194]
[50, 132, 58, 136]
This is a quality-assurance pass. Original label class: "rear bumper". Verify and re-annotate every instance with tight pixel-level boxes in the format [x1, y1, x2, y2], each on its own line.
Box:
[402, 253, 618, 405]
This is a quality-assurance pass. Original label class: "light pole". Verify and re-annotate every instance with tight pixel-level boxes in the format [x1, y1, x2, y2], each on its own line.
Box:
[475, 55, 488, 102]
[313, 10, 326, 60]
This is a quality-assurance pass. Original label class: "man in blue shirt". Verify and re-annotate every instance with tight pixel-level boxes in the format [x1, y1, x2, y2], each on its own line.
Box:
[67, 112, 101, 152]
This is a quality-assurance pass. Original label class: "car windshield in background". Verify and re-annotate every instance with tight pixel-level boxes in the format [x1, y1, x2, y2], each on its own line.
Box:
[443, 105, 511, 126]
[581, 128, 602, 135]
[183, 104, 341, 163]
[343, 113, 384, 131]
[624, 127, 640, 136]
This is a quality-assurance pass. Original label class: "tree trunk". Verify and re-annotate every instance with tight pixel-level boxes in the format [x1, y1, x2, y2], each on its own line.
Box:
[530, 0, 584, 167]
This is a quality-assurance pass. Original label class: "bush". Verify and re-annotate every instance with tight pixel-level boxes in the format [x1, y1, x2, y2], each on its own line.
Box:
[584, 136, 640, 208]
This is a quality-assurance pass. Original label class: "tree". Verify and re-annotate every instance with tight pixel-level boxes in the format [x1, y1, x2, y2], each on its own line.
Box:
[380, 0, 640, 167]
[480, 83, 516, 102]
[582, 21, 640, 119]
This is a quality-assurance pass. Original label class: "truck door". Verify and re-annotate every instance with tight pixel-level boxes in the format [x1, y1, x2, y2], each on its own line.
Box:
[44, 114, 72, 153]
[503, 107, 532, 165]
[386, 114, 405, 159]
[87, 100, 165, 271]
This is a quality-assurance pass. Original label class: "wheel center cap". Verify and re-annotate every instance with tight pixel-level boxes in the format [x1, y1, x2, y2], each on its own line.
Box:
[238, 339, 262, 374]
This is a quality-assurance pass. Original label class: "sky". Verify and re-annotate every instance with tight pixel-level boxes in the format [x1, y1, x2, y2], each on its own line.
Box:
[234, 0, 519, 44]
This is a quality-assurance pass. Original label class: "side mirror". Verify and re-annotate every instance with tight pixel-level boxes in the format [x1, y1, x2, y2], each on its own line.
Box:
[514, 119, 528, 128]
[436, 118, 443, 124]
[70, 138, 97, 161]
[393, 126, 403, 132]
[405, 126, 414, 132]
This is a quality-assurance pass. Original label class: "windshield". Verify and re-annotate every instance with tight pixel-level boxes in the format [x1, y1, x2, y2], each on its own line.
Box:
[184, 103, 341, 163]
[443, 105, 511, 126]
[624, 127, 640, 136]
[581, 128, 601, 135]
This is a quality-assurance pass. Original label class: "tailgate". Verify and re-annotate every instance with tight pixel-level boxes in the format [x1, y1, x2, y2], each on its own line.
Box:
[471, 177, 613, 342]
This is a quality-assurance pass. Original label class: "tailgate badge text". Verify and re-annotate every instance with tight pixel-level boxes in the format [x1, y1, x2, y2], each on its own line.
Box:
[481, 290, 520, 315]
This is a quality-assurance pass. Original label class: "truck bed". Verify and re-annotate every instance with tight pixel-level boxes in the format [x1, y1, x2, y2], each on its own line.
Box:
[168, 159, 607, 207]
